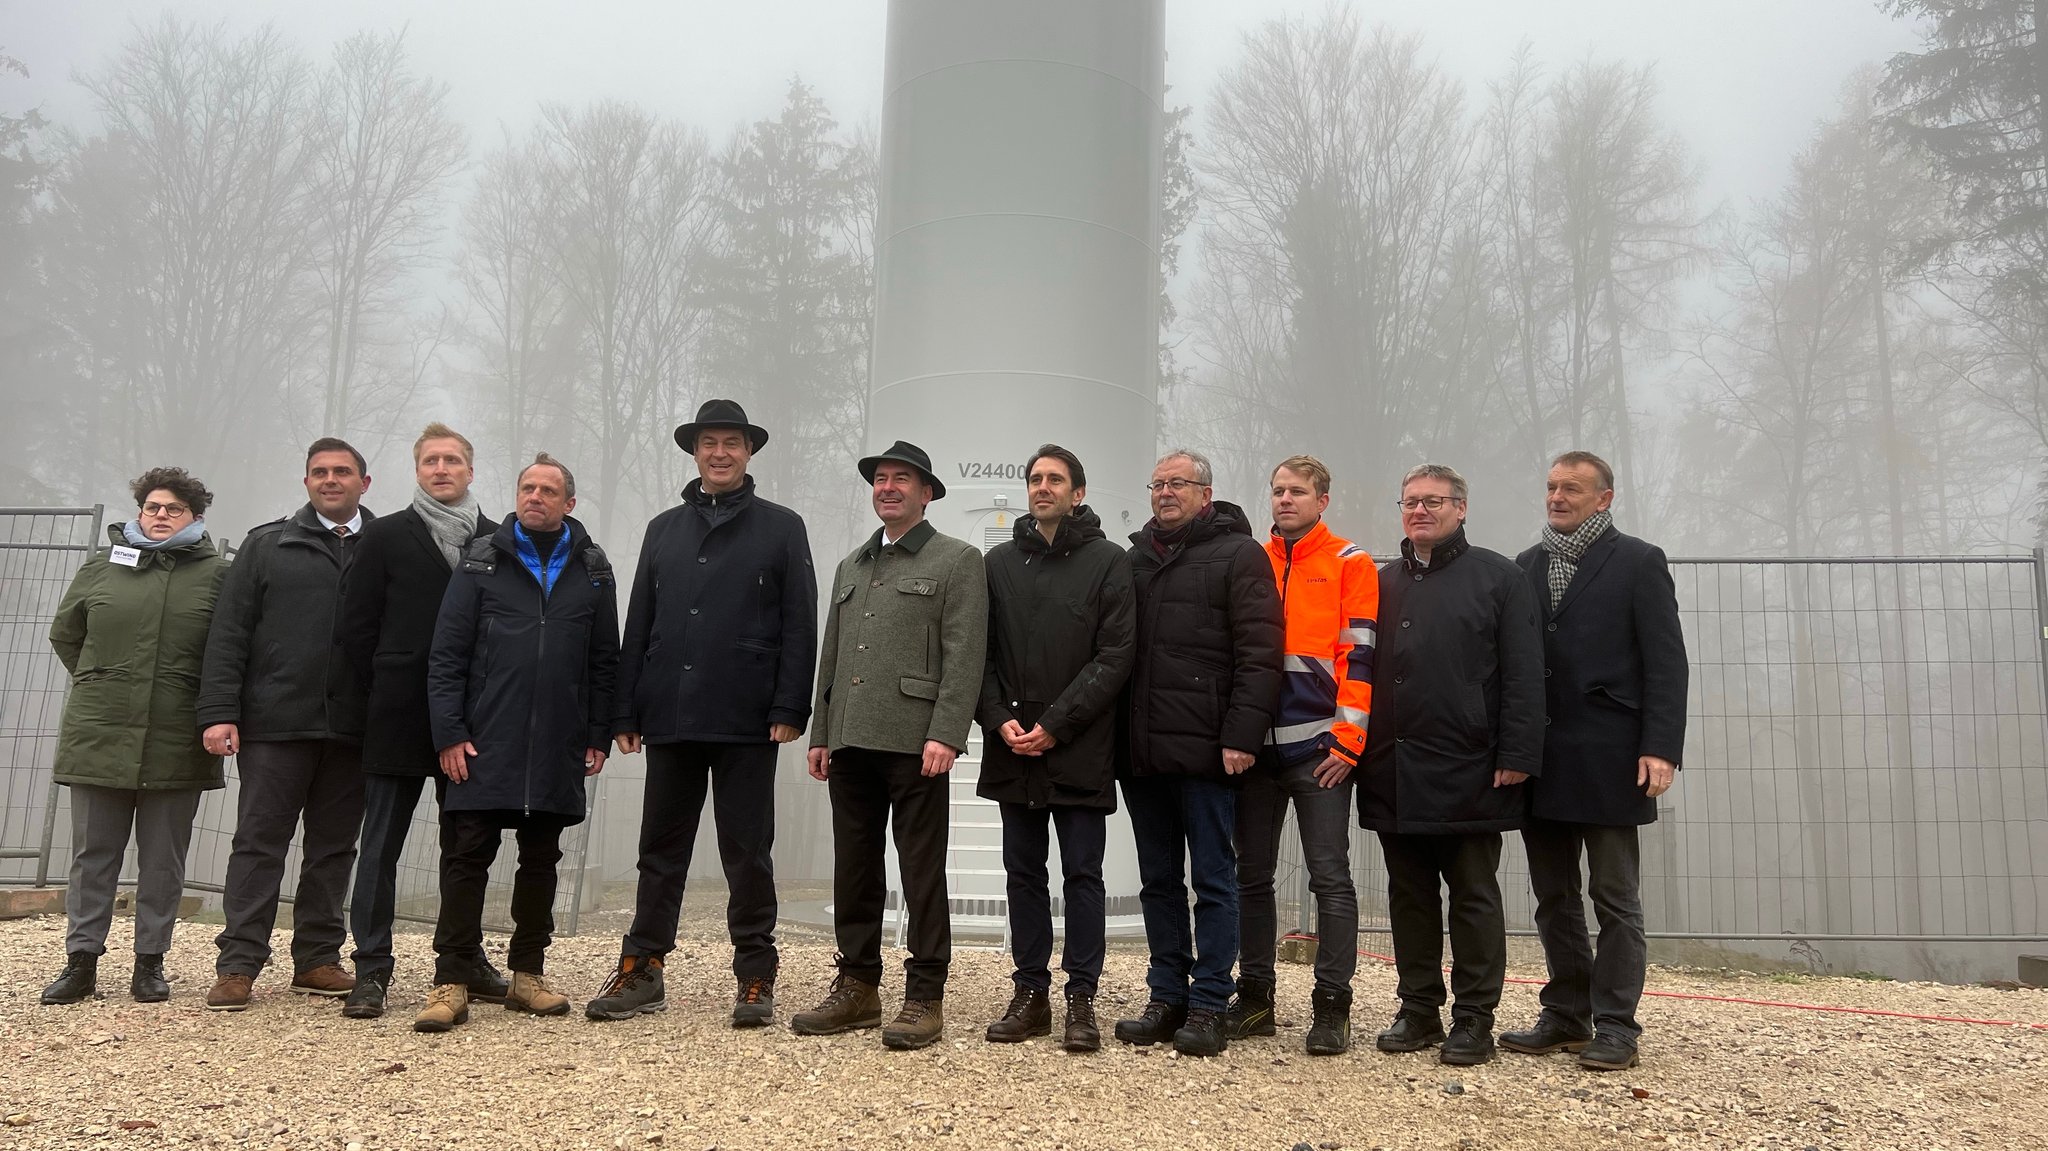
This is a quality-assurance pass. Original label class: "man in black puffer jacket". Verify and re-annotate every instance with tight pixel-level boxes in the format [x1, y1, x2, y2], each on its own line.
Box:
[976, 445, 1135, 1054]
[1113, 449, 1283, 1058]
[1361, 463, 1544, 1069]
[417, 453, 620, 1033]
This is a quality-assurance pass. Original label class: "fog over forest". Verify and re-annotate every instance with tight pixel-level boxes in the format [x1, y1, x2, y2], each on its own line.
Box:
[0, 0, 2037, 564]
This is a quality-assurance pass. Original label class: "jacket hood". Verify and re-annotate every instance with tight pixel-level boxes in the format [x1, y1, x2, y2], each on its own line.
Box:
[1015, 504, 1106, 555]
[1132, 499, 1254, 549]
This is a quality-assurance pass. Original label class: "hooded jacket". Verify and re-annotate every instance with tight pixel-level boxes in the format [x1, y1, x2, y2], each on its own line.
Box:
[50, 524, 227, 791]
[1264, 519, 1379, 767]
[426, 515, 620, 822]
[976, 506, 1136, 809]
[1357, 527, 1544, 835]
[1123, 501, 1284, 779]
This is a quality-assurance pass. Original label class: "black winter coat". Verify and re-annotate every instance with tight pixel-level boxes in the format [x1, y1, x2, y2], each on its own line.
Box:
[1123, 502, 1284, 779]
[1516, 526, 1688, 826]
[197, 503, 373, 743]
[427, 516, 620, 822]
[1359, 529, 1544, 835]
[614, 477, 817, 743]
[338, 503, 494, 775]
[976, 507, 1136, 810]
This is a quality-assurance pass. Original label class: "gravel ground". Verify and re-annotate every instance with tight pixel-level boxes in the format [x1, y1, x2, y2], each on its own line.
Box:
[3, 908, 2046, 1151]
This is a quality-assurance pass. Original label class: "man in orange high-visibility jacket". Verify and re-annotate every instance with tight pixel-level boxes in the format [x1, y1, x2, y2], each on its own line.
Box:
[1225, 454, 1379, 1056]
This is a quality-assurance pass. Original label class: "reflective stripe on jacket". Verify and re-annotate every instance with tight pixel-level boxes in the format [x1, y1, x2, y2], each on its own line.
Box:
[1264, 520, 1378, 765]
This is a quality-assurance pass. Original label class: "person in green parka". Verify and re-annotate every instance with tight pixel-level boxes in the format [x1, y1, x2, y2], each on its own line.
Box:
[41, 467, 228, 1006]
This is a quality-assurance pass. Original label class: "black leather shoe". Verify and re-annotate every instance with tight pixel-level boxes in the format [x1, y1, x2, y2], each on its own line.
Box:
[1374, 1009, 1446, 1053]
[342, 973, 389, 1019]
[1113, 1000, 1187, 1046]
[1577, 1031, 1641, 1071]
[1172, 1006, 1229, 1057]
[467, 958, 511, 1004]
[985, 985, 1052, 1042]
[1439, 1017, 1496, 1066]
[1221, 974, 1276, 1039]
[130, 953, 170, 1003]
[1500, 1013, 1592, 1055]
[40, 952, 97, 1006]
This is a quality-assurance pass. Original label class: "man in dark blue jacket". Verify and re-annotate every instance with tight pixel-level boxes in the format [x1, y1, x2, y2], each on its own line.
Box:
[415, 453, 619, 1033]
[1500, 451, 1686, 1073]
[586, 400, 817, 1027]
[199, 437, 374, 1011]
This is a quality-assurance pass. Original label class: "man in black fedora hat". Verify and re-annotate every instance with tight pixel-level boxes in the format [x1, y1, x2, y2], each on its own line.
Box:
[792, 440, 987, 1050]
[584, 398, 819, 1028]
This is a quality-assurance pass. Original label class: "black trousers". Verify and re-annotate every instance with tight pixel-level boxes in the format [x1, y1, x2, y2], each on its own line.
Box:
[215, 739, 365, 977]
[1523, 819, 1646, 1040]
[827, 747, 950, 1000]
[350, 773, 470, 979]
[432, 809, 568, 983]
[624, 741, 779, 981]
[999, 802, 1107, 997]
[1378, 831, 1507, 1024]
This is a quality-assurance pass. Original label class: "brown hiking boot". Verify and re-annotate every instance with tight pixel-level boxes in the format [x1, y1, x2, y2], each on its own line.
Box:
[984, 985, 1052, 1042]
[790, 974, 883, 1035]
[505, 971, 571, 1016]
[204, 973, 253, 1012]
[413, 984, 469, 1033]
[289, 963, 355, 997]
[882, 999, 945, 1050]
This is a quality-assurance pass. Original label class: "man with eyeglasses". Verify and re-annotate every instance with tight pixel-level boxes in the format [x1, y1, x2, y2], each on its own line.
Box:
[1114, 449, 1282, 1057]
[1358, 463, 1543, 1067]
[1499, 451, 1686, 1072]
[198, 438, 375, 1011]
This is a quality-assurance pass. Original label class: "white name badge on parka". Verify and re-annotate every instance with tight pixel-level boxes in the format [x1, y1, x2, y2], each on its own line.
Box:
[108, 545, 141, 567]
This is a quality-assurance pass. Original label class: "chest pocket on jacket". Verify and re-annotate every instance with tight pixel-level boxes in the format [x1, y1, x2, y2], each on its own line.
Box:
[834, 583, 854, 605]
[896, 577, 938, 598]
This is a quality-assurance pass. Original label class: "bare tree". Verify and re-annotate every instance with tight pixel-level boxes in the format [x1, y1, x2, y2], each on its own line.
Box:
[306, 29, 465, 436]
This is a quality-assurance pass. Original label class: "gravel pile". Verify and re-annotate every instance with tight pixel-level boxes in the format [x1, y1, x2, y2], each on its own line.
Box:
[2, 911, 2045, 1150]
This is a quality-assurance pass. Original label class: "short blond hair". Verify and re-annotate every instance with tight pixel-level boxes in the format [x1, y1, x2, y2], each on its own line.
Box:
[414, 422, 474, 465]
[1272, 455, 1332, 497]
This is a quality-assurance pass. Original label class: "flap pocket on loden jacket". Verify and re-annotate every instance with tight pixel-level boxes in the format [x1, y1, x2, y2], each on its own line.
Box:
[834, 583, 855, 604]
[899, 676, 940, 701]
[896, 577, 938, 596]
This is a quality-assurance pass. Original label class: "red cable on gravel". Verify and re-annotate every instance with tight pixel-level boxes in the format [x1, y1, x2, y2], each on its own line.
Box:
[1281, 935, 2048, 1031]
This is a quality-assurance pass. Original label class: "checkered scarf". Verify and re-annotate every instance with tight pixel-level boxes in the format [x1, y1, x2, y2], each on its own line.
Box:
[1539, 510, 1611, 610]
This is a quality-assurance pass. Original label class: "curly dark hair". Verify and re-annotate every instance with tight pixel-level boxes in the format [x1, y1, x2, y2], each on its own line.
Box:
[129, 467, 213, 517]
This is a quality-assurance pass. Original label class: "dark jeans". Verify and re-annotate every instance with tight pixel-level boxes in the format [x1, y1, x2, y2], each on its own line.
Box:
[215, 739, 366, 977]
[350, 773, 478, 979]
[827, 747, 950, 1000]
[1378, 831, 1506, 1024]
[624, 741, 779, 981]
[432, 809, 567, 983]
[1122, 774, 1239, 1011]
[1236, 749, 1358, 995]
[999, 802, 1106, 997]
[1523, 819, 1646, 1041]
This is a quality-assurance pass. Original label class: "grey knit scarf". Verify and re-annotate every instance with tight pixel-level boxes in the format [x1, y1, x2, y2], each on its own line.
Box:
[412, 483, 481, 569]
[1539, 509, 1612, 610]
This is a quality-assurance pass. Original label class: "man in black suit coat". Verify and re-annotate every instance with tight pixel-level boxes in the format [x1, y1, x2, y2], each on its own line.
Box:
[334, 424, 503, 1019]
[1502, 451, 1687, 1073]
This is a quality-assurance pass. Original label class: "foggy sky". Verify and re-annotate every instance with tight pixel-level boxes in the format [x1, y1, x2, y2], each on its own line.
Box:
[3, 0, 1920, 214]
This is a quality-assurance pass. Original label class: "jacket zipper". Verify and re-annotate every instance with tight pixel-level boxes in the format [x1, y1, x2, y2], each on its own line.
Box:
[521, 546, 553, 818]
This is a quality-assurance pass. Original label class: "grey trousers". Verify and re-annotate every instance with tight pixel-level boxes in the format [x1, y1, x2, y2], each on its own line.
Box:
[1236, 749, 1359, 995]
[1523, 819, 1647, 1041]
[65, 784, 203, 956]
[214, 739, 365, 977]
